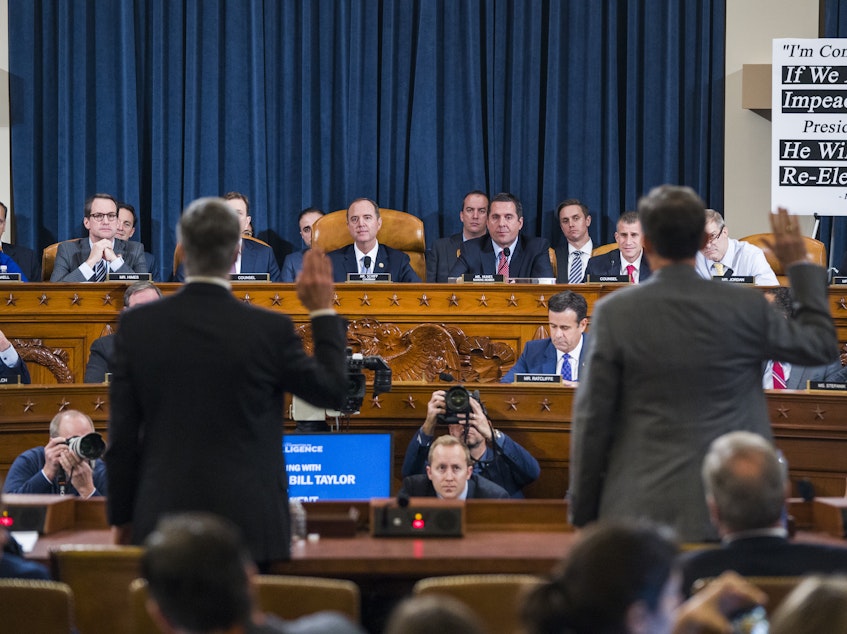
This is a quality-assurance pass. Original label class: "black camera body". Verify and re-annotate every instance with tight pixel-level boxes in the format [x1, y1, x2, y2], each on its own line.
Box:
[342, 351, 392, 414]
[65, 432, 106, 460]
[438, 385, 484, 425]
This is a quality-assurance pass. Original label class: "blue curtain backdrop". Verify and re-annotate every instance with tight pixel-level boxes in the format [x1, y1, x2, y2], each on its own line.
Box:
[8, 0, 725, 281]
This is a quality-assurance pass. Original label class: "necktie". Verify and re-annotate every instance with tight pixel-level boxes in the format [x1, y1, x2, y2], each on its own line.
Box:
[626, 264, 636, 284]
[713, 262, 725, 276]
[569, 251, 583, 284]
[497, 251, 509, 279]
[560, 353, 572, 381]
[772, 362, 786, 389]
[93, 260, 107, 282]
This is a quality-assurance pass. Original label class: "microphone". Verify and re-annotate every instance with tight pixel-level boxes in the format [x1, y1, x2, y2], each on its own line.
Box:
[397, 491, 410, 508]
[439, 372, 455, 382]
[503, 247, 510, 258]
[724, 267, 734, 277]
[362, 256, 372, 272]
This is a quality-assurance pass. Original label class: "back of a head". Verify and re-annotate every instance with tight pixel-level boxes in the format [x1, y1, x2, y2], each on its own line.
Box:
[638, 185, 705, 261]
[177, 197, 241, 278]
[384, 595, 488, 634]
[770, 575, 847, 634]
[702, 431, 785, 533]
[142, 512, 252, 632]
[521, 522, 677, 634]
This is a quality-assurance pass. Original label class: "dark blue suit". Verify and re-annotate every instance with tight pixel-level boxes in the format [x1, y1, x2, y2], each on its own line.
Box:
[175, 238, 281, 282]
[0, 354, 31, 385]
[1, 243, 40, 281]
[399, 473, 509, 499]
[449, 235, 553, 279]
[426, 232, 463, 283]
[584, 249, 651, 282]
[501, 335, 588, 383]
[328, 244, 420, 283]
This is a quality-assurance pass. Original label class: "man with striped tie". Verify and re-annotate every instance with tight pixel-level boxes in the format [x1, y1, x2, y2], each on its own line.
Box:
[554, 199, 593, 284]
[50, 193, 148, 282]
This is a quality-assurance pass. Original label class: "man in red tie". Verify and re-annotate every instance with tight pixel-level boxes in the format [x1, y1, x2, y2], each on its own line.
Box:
[583, 211, 652, 283]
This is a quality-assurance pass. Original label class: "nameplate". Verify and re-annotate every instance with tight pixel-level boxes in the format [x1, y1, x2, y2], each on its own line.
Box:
[587, 275, 628, 283]
[108, 272, 152, 281]
[808, 380, 847, 391]
[464, 274, 504, 283]
[231, 273, 270, 282]
[832, 276, 847, 285]
[714, 275, 754, 284]
[515, 373, 562, 384]
[346, 273, 392, 282]
[0, 273, 22, 281]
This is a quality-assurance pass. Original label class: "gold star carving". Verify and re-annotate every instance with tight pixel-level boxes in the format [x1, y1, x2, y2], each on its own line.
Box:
[71, 294, 82, 306]
[241, 293, 252, 303]
[6, 293, 16, 306]
[540, 398, 552, 412]
[505, 397, 519, 411]
[448, 294, 459, 307]
[507, 294, 518, 307]
[23, 399, 35, 413]
[359, 294, 371, 306]
[371, 396, 383, 409]
[813, 404, 826, 420]
[389, 294, 400, 306]
[777, 405, 790, 419]
[57, 399, 71, 412]
[93, 397, 107, 411]
[403, 395, 417, 409]
[102, 293, 114, 306]
[38, 294, 50, 305]
[271, 294, 282, 306]
[333, 292, 341, 306]
[418, 294, 430, 306]
[477, 294, 489, 307]
[536, 295, 548, 308]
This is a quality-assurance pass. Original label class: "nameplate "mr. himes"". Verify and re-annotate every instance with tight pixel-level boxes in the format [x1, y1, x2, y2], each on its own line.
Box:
[108, 273, 152, 281]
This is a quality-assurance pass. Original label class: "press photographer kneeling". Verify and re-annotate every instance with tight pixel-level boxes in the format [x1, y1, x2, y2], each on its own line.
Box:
[401, 387, 540, 498]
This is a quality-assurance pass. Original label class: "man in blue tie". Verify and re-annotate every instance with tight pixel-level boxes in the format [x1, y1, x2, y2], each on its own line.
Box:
[501, 290, 588, 384]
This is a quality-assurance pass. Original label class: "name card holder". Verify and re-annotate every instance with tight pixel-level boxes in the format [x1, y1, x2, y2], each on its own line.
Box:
[231, 273, 271, 282]
[808, 380, 847, 391]
[108, 272, 152, 281]
[347, 273, 392, 282]
[714, 275, 754, 284]
[831, 276, 847, 286]
[586, 275, 628, 283]
[515, 374, 562, 384]
[0, 272, 22, 281]
[463, 274, 504, 283]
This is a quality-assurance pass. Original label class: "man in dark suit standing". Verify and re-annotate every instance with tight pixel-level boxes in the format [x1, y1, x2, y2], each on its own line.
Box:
[501, 290, 588, 384]
[106, 197, 347, 567]
[553, 199, 593, 284]
[570, 185, 837, 542]
[448, 192, 553, 280]
[0, 201, 41, 281]
[327, 197, 421, 282]
[680, 431, 847, 594]
[426, 190, 488, 282]
[50, 193, 148, 281]
[584, 211, 652, 283]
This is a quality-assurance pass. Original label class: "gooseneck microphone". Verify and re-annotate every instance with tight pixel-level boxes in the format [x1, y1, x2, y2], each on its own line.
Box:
[362, 256, 372, 273]
[503, 247, 510, 258]
[724, 267, 734, 277]
[439, 372, 455, 382]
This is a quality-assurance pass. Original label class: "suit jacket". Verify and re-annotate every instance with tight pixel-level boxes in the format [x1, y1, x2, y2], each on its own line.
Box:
[570, 263, 837, 541]
[784, 359, 847, 389]
[426, 232, 463, 283]
[0, 355, 30, 385]
[105, 282, 348, 563]
[449, 234, 553, 279]
[680, 535, 847, 596]
[84, 334, 115, 383]
[554, 243, 592, 284]
[584, 249, 652, 282]
[50, 238, 148, 281]
[327, 244, 420, 283]
[1, 242, 41, 282]
[175, 238, 282, 282]
[399, 473, 509, 499]
[500, 336, 589, 383]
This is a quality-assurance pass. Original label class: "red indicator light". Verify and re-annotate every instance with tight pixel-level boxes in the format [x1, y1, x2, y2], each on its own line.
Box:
[412, 519, 425, 529]
[0, 512, 12, 527]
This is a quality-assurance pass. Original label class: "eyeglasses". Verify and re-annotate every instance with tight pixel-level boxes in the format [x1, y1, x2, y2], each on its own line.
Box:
[89, 213, 118, 221]
[706, 226, 725, 244]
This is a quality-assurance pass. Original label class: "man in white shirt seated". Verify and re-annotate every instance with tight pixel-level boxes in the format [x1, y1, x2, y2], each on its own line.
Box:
[695, 208, 778, 285]
[584, 211, 651, 283]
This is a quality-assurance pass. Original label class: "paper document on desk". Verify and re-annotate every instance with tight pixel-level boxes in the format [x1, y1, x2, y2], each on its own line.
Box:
[10, 530, 39, 553]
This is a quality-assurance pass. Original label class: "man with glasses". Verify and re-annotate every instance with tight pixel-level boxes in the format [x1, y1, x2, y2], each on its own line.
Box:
[695, 208, 777, 285]
[50, 193, 148, 281]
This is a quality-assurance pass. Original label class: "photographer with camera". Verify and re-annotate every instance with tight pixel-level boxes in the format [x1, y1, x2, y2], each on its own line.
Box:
[401, 388, 540, 498]
[2, 410, 107, 498]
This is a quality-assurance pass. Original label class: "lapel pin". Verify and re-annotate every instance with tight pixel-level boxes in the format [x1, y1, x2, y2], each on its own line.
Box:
[379, 262, 384, 269]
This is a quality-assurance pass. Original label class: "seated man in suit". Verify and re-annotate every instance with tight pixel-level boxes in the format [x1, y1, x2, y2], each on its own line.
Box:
[501, 290, 588, 384]
[399, 435, 509, 499]
[0, 201, 40, 281]
[174, 192, 282, 282]
[116, 202, 159, 280]
[763, 287, 847, 388]
[0, 329, 30, 385]
[401, 389, 540, 498]
[553, 199, 594, 284]
[695, 208, 778, 285]
[327, 197, 421, 282]
[2, 410, 107, 498]
[449, 192, 553, 281]
[0, 490, 50, 580]
[281, 207, 324, 282]
[50, 193, 148, 281]
[84, 281, 163, 383]
[142, 512, 365, 634]
[584, 211, 651, 283]
[426, 190, 488, 282]
[679, 431, 847, 595]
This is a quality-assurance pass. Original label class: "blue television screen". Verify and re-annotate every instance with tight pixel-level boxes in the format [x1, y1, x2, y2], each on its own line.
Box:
[284, 432, 393, 501]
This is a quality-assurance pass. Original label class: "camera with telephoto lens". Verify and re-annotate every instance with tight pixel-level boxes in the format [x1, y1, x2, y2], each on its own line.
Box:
[438, 385, 481, 425]
[342, 350, 392, 414]
[65, 432, 106, 460]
